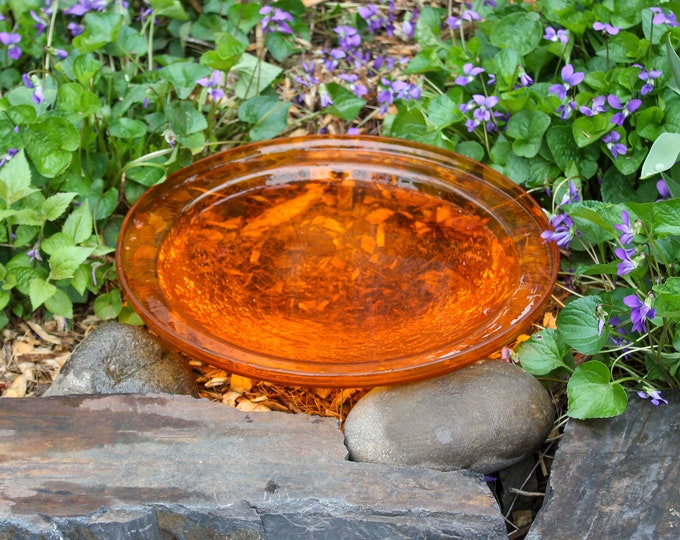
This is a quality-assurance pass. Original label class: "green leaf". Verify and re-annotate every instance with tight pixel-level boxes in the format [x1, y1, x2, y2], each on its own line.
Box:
[118, 304, 145, 325]
[73, 12, 124, 53]
[45, 289, 73, 318]
[455, 140, 484, 161]
[237, 95, 291, 141]
[94, 289, 123, 320]
[231, 53, 283, 99]
[385, 108, 428, 141]
[41, 232, 75, 256]
[652, 277, 680, 318]
[56, 83, 101, 118]
[149, 0, 188, 20]
[557, 295, 609, 355]
[109, 117, 147, 139]
[165, 102, 208, 136]
[427, 89, 463, 129]
[0, 290, 10, 311]
[24, 118, 81, 178]
[640, 132, 680, 178]
[489, 12, 543, 56]
[161, 62, 211, 100]
[41, 192, 78, 221]
[324, 83, 366, 121]
[653, 199, 680, 236]
[201, 32, 247, 72]
[666, 35, 680, 94]
[29, 278, 57, 310]
[567, 361, 628, 419]
[517, 328, 572, 376]
[506, 110, 551, 158]
[48, 246, 95, 280]
[0, 150, 37, 205]
[63, 201, 93, 244]
[572, 114, 612, 148]
[5, 254, 48, 296]
[405, 48, 446, 74]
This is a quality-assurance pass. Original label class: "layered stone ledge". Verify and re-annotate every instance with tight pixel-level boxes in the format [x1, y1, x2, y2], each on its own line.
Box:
[0, 394, 507, 539]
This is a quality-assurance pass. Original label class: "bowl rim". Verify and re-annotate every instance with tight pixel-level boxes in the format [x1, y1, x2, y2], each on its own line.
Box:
[116, 134, 560, 387]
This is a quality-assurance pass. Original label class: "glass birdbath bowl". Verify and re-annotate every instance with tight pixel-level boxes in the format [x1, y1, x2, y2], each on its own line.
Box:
[117, 136, 559, 387]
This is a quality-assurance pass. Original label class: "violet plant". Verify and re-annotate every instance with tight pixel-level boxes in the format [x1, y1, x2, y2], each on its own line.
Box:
[296, 0, 680, 418]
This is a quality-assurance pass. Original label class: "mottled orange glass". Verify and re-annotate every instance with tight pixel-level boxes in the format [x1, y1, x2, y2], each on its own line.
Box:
[116, 136, 559, 387]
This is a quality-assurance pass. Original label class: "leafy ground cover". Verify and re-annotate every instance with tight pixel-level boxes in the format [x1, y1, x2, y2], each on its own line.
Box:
[1, 0, 679, 425]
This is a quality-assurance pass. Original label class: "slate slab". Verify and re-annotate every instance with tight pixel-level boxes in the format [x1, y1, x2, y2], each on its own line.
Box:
[0, 394, 506, 539]
[527, 389, 680, 540]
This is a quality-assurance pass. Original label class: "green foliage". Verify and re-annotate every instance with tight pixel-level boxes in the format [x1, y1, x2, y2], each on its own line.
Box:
[0, 0, 298, 328]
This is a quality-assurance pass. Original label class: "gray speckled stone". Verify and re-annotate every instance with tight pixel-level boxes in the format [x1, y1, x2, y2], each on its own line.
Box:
[343, 360, 555, 474]
[527, 389, 680, 540]
[43, 322, 197, 397]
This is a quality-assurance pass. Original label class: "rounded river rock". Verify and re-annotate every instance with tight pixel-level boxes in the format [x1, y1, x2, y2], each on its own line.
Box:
[44, 322, 198, 397]
[343, 360, 555, 474]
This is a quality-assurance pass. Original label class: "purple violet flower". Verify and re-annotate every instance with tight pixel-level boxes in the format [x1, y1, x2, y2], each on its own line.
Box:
[602, 130, 627, 158]
[614, 210, 638, 245]
[549, 64, 584, 100]
[615, 247, 638, 276]
[446, 16, 461, 30]
[402, 9, 418, 39]
[579, 95, 607, 116]
[30, 10, 47, 34]
[650, 7, 680, 27]
[64, 0, 108, 16]
[196, 70, 225, 101]
[461, 10, 482, 23]
[455, 63, 485, 86]
[558, 179, 581, 206]
[0, 148, 19, 169]
[358, 4, 384, 33]
[319, 85, 334, 108]
[657, 179, 671, 200]
[624, 294, 656, 333]
[260, 6, 295, 35]
[593, 21, 620, 35]
[544, 26, 569, 43]
[540, 213, 576, 249]
[334, 25, 361, 50]
[26, 248, 43, 263]
[608, 95, 642, 126]
[636, 388, 668, 406]
[518, 68, 533, 87]
[338, 73, 368, 98]
[557, 100, 577, 120]
[0, 32, 21, 60]
[634, 65, 663, 96]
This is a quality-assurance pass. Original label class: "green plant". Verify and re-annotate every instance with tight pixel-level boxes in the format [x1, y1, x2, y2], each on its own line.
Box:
[0, 0, 307, 328]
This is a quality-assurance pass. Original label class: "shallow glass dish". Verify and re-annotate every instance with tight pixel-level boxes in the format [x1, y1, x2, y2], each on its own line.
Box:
[117, 136, 558, 387]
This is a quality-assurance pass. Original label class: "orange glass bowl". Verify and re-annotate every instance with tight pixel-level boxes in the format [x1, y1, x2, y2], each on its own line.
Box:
[116, 136, 559, 387]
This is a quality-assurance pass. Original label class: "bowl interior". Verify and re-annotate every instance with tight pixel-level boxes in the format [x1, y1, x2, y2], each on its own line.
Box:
[117, 136, 559, 387]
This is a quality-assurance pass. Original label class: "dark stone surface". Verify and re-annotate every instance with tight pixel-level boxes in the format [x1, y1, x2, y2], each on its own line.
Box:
[0, 394, 507, 539]
[343, 360, 555, 473]
[43, 322, 197, 397]
[527, 389, 680, 540]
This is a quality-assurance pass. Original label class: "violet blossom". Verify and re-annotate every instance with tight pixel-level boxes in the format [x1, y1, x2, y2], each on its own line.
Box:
[461, 9, 482, 23]
[358, 4, 384, 34]
[518, 68, 533, 87]
[623, 293, 656, 334]
[613, 210, 639, 245]
[64, 0, 108, 16]
[634, 65, 662, 96]
[446, 16, 462, 31]
[319, 84, 334, 108]
[615, 247, 638, 276]
[602, 130, 627, 158]
[0, 148, 19, 169]
[636, 388, 668, 406]
[260, 6, 295, 35]
[455, 63, 485, 86]
[557, 100, 577, 120]
[540, 213, 576, 249]
[608, 95, 641, 126]
[593, 21, 620, 35]
[558, 179, 581, 206]
[22, 73, 44, 104]
[402, 9, 418, 39]
[549, 64, 584, 100]
[0, 32, 21, 60]
[196, 70, 225, 102]
[657, 179, 671, 200]
[334, 25, 361, 50]
[650, 7, 680, 27]
[338, 73, 368, 98]
[544, 26, 569, 44]
[579, 95, 607, 116]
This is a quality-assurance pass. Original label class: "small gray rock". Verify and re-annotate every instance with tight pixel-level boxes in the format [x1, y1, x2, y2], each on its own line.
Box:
[343, 360, 555, 474]
[44, 322, 198, 397]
